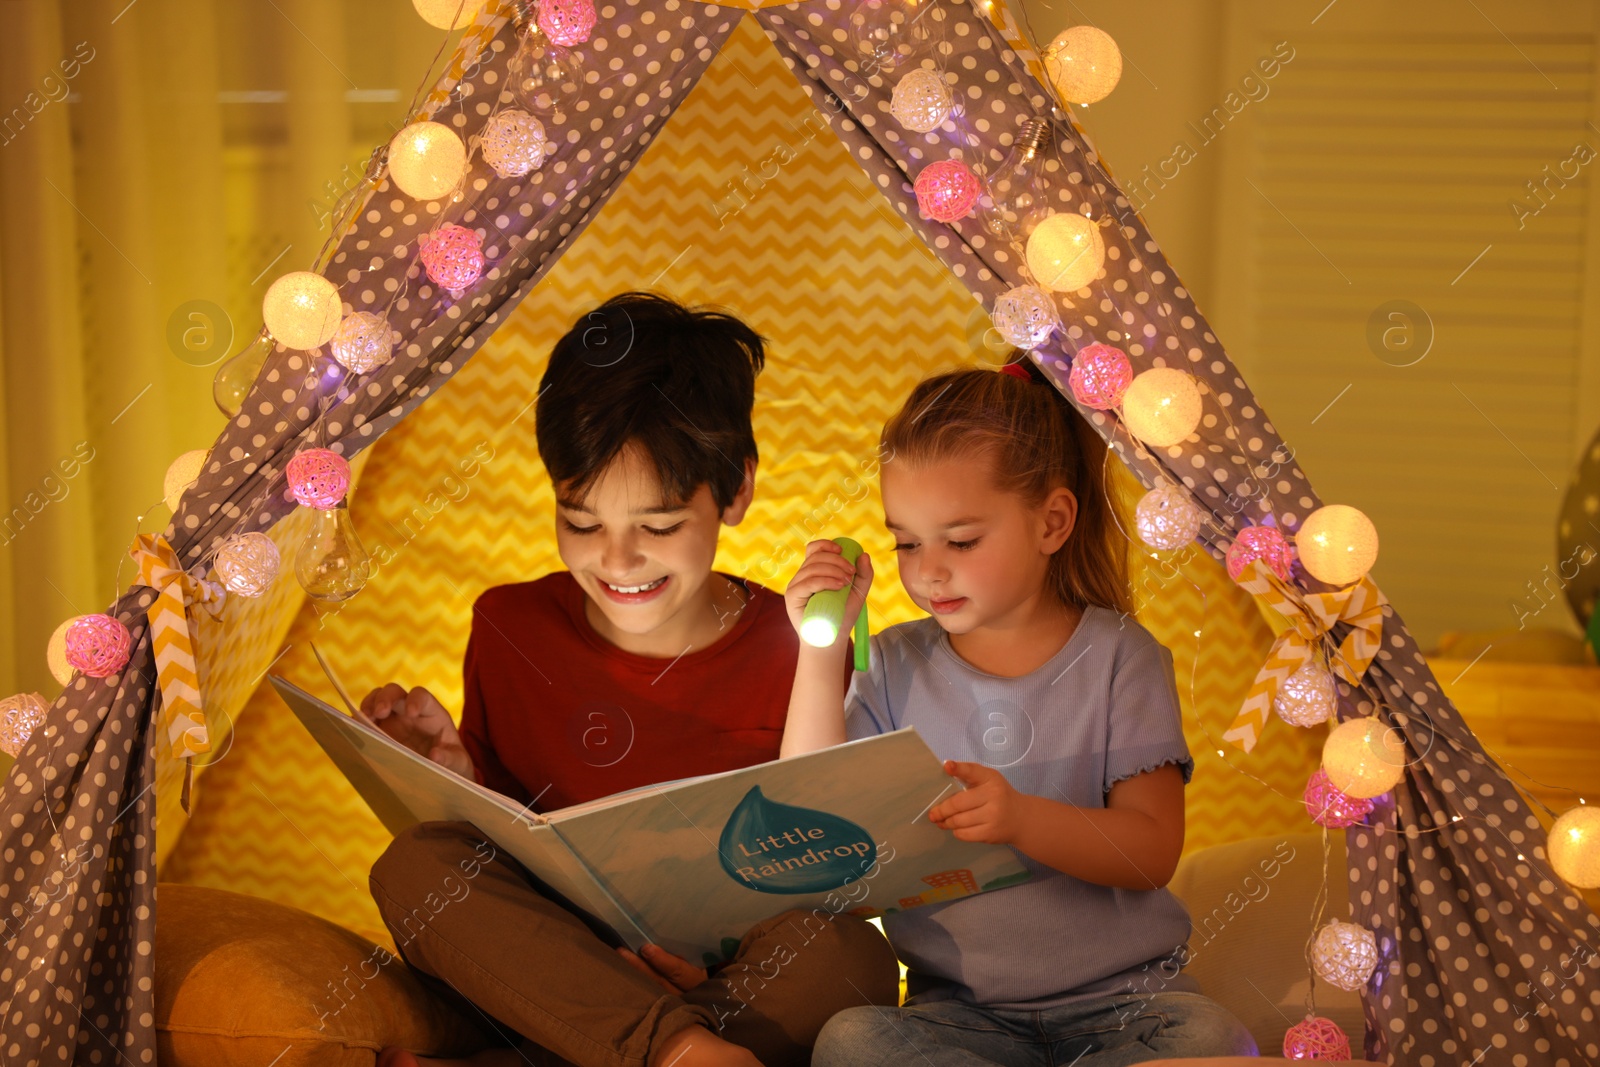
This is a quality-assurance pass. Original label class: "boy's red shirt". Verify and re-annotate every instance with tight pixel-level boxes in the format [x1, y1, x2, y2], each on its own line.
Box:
[458, 571, 803, 812]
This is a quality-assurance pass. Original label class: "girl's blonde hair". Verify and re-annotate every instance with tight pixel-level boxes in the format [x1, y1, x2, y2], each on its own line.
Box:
[880, 356, 1133, 616]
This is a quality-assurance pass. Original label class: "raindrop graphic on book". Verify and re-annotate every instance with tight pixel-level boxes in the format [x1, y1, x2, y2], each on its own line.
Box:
[718, 786, 878, 894]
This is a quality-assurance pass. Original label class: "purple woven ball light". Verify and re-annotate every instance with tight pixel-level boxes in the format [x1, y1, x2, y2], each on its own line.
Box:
[1303, 767, 1375, 828]
[914, 159, 981, 223]
[420, 224, 485, 292]
[1226, 524, 1294, 581]
[287, 449, 351, 509]
[65, 614, 132, 678]
[537, 0, 596, 47]
[1068, 343, 1132, 410]
[1282, 1015, 1351, 1060]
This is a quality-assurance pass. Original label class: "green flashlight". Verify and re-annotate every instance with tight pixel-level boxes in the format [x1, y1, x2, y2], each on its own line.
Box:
[799, 537, 871, 671]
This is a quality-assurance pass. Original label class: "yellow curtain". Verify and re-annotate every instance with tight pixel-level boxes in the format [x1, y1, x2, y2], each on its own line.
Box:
[0, 0, 445, 773]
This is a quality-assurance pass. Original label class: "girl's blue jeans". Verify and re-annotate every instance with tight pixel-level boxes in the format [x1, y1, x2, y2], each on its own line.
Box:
[812, 990, 1260, 1066]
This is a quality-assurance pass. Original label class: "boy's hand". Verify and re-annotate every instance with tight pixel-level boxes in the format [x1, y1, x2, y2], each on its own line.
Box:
[360, 684, 474, 780]
[784, 539, 873, 645]
[930, 761, 1025, 845]
[616, 944, 709, 993]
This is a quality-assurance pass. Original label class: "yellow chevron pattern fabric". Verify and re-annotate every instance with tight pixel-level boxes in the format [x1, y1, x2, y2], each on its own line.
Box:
[163, 15, 1320, 939]
[131, 534, 224, 762]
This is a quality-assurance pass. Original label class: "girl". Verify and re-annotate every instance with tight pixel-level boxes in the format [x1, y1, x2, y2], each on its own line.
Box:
[782, 358, 1258, 1066]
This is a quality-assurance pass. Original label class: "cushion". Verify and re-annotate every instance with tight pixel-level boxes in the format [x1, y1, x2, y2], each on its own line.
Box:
[1168, 832, 1367, 1058]
[1142, 1059, 1378, 1066]
[156, 882, 490, 1067]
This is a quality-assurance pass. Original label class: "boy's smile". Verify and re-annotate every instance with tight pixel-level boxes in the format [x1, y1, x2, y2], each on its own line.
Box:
[556, 443, 755, 658]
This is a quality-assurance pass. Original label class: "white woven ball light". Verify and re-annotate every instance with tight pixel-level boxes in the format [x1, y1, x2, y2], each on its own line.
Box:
[1274, 661, 1337, 728]
[0, 692, 48, 758]
[1135, 484, 1203, 551]
[890, 68, 953, 133]
[479, 109, 548, 178]
[991, 285, 1059, 349]
[1310, 920, 1379, 992]
[329, 312, 395, 374]
[215, 532, 281, 598]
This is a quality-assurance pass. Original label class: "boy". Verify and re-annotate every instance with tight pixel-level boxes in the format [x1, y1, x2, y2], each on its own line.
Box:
[361, 292, 896, 1067]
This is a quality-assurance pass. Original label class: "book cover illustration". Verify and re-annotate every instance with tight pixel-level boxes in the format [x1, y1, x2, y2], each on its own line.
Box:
[547, 728, 1033, 964]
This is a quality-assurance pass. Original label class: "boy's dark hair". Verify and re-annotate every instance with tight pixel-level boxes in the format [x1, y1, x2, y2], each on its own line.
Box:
[535, 291, 766, 511]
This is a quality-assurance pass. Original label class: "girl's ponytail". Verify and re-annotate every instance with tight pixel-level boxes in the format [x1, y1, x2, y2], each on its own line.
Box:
[882, 354, 1133, 616]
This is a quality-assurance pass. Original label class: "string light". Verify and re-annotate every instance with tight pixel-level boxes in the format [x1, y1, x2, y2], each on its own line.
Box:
[1043, 25, 1122, 105]
[1297, 504, 1379, 586]
[262, 272, 342, 351]
[1122, 367, 1201, 447]
[1025, 211, 1105, 292]
[388, 121, 468, 201]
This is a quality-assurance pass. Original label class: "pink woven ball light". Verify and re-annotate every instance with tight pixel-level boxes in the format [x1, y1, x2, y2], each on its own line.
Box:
[537, 0, 596, 47]
[1068, 343, 1132, 410]
[914, 159, 982, 223]
[65, 614, 132, 678]
[420, 224, 485, 292]
[1, 692, 48, 758]
[1226, 523, 1294, 581]
[1303, 767, 1374, 828]
[287, 449, 351, 510]
[1283, 1015, 1351, 1060]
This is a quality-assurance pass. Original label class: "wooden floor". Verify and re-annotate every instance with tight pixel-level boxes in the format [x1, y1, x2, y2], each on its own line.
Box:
[1429, 657, 1600, 916]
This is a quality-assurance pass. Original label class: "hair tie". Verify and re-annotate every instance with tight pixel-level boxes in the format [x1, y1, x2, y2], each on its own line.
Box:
[998, 362, 1033, 382]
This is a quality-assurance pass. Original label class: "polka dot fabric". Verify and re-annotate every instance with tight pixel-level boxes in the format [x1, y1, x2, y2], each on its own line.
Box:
[755, 1, 1600, 1062]
[0, 598, 158, 1064]
[4, 1, 1597, 1063]
[0, 1, 738, 1061]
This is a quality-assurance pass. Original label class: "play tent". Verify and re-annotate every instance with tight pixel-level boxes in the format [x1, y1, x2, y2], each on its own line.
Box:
[2, 1, 1597, 1063]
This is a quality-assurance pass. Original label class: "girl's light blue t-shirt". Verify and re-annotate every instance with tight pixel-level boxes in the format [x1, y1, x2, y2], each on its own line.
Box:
[845, 605, 1200, 1009]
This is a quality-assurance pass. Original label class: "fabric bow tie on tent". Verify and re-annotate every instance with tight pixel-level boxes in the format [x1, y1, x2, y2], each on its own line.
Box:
[1223, 557, 1387, 753]
[130, 533, 226, 810]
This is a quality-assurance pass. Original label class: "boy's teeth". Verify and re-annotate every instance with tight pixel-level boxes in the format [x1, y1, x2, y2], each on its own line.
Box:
[607, 577, 666, 594]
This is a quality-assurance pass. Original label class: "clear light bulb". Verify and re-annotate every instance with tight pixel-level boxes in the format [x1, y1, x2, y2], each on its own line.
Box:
[851, 0, 930, 76]
[213, 331, 276, 418]
[295, 502, 373, 603]
[510, 27, 584, 113]
[980, 119, 1055, 246]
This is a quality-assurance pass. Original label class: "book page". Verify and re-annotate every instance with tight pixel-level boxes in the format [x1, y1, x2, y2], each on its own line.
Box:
[548, 728, 1031, 965]
[269, 677, 648, 945]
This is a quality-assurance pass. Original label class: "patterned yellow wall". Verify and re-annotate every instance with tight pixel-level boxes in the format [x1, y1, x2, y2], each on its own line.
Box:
[162, 17, 1319, 945]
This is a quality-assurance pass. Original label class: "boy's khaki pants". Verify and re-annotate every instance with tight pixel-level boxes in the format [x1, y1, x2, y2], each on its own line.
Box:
[369, 821, 902, 1067]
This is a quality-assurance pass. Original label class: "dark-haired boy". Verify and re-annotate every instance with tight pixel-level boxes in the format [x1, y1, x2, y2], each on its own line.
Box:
[361, 292, 897, 1067]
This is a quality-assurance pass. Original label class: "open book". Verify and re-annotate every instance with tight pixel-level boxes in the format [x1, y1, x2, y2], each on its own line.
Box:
[269, 675, 1032, 964]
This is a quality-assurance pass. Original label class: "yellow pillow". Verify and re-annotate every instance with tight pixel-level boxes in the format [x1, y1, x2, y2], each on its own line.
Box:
[156, 882, 490, 1067]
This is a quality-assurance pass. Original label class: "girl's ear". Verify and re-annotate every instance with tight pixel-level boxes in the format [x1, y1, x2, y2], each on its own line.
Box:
[721, 457, 758, 527]
[1040, 486, 1078, 554]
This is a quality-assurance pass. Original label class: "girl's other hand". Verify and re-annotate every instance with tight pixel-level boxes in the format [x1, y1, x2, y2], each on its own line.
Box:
[359, 683, 474, 779]
[783, 539, 873, 645]
[930, 760, 1025, 845]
